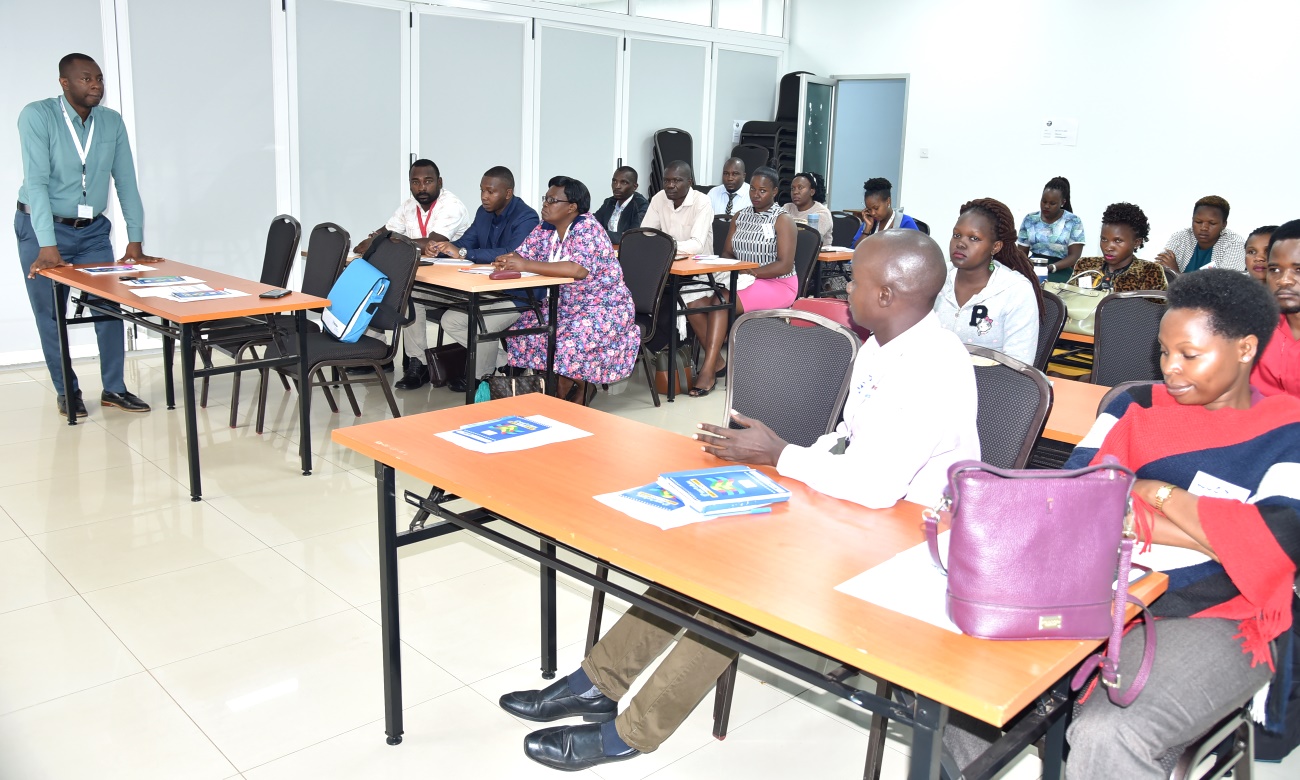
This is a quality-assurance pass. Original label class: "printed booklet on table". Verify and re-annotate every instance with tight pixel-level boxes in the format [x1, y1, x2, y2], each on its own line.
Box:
[656, 466, 790, 515]
[452, 416, 551, 445]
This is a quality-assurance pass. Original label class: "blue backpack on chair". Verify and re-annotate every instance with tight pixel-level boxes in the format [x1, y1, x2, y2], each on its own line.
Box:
[321, 242, 391, 343]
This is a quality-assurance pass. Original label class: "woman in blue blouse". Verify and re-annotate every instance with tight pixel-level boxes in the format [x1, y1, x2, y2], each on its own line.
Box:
[851, 178, 919, 245]
[1016, 176, 1085, 283]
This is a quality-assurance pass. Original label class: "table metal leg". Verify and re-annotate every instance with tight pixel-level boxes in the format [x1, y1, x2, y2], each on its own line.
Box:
[545, 291, 559, 398]
[667, 275, 680, 402]
[727, 271, 739, 340]
[1041, 699, 1067, 780]
[909, 696, 948, 780]
[296, 309, 313, 476]
[180, 323, 202, 501]
[814, 259, 824, 298]
[464, 293, 479, 405]
[376, 462, 404, 745]
[163, 328, 176, 410]
[52, 282, 77, 427]
[540, 540, 558, 679]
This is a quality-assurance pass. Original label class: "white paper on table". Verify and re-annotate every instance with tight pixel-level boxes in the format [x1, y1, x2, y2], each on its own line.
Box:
[434, 414, 591, 453]
[79, 263, 149, 274]
[834, 532, 960, 634]
[120, 275, 205, 288]
[129, 283, 212, 298]
[696, 258, 741, 266]
[593, 492, 721, 530]
[432, 258, 472, 266]
[1132, 543, 1211, 572]
[162, 287, 251, 302]
[456, 267, 539, 278]
[822, 246, 855, 253]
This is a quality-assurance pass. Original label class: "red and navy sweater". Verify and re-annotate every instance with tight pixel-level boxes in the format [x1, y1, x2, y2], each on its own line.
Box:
[1065, 384, 1300, 732]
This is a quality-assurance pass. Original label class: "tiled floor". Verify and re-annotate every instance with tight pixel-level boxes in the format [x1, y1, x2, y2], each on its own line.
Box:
[1, 352, 1296, 780]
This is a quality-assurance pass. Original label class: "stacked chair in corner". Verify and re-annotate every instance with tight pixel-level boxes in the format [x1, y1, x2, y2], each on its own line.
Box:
[648, 128, 693, 198]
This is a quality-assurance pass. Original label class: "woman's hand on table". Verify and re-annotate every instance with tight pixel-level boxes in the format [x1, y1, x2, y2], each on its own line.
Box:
[494, 253, 525, 272]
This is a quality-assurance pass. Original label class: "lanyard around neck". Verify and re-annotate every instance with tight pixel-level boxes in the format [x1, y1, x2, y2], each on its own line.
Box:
[59, 98, 95, 203]
[415, 202, 435, 238]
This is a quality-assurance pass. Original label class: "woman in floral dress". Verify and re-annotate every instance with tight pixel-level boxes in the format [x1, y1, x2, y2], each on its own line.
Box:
[496, 176, 640, 403]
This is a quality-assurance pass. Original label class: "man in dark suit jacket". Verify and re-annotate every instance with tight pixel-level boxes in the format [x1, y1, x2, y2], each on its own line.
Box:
[592, 166, 648, 244]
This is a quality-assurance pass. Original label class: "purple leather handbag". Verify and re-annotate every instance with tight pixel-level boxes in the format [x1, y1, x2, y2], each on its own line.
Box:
[924, 456, 1155, 705]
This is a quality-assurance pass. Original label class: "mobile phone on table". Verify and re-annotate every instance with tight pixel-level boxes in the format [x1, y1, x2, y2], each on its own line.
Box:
[259, 288, 291, 299]
[118, 275, 139, 281]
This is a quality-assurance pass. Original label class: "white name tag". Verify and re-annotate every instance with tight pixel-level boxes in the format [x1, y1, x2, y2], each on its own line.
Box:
[761, 224, 775, 240]
[1187, 471, 1251, 502]
[77, 204, 94, 219]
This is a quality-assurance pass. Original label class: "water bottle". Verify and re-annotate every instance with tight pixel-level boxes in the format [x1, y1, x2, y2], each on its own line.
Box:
[807, 212, 820, 232]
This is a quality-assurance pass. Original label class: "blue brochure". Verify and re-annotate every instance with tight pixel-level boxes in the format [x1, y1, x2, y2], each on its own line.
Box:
[453, 416, 551, 446]
[619, 484, 686, 512]
[656, 466, 791, 515]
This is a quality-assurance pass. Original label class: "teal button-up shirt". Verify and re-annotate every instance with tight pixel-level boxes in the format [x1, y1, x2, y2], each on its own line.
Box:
[17, 96, 144, 247]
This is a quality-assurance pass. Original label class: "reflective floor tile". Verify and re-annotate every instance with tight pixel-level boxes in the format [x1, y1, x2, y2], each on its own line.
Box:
[152, 610, 460, 771]
[83, 548, 351, 668]
[0, 461, 191, 535]
[0, 537, 76, 613]
[0, 507, 20, 541]
[0, 423, 144, 488]
[206, 469, 378, 547]
[0, 596, 142, 715]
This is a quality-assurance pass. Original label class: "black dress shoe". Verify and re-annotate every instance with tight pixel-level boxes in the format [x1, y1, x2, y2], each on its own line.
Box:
[500, 678, 617, 723]
[101, 390, 151, 413]
[394, 361, 429, 391]
[523, 723, 638, 772]
[56, 390, 88, 419]
[447, 377, 467, 393]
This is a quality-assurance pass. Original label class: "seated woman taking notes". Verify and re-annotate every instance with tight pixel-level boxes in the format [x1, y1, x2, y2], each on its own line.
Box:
[933, 198, 1043, 365]
[685, 166, 798, 397]
[496, 176, 640, 404]
[1060, 269, 1300, 777]
[1016, 176, 1086, 283]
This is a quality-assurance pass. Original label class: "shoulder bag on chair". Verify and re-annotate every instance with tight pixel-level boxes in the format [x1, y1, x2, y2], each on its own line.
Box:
[923, 456, 1156, 705]
[321, 232, 392, 343]
[1044, 269, 1106, 336]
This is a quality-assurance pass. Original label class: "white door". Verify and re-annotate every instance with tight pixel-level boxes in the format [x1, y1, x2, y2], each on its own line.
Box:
[621, 35, 710, 189]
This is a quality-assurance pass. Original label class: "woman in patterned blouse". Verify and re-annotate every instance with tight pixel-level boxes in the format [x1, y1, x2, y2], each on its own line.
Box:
[1072, 202, 1169, 293]
[685, 167, 797, 396]
[1016, 176, 1086, 283]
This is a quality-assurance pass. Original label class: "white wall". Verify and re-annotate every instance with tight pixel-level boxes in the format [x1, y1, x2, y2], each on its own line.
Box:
[790, 0, 1300, 255]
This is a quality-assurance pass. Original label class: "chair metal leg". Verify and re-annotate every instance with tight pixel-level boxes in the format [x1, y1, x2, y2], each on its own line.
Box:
[278, 370, 291, 391]
[863, 679, 893, 780]
[339, 369, 361, 417]
[317, 370, 339, 414]
[227, 345, 256, 429]
[255, 368, 270, 435]
[640, 346, 661, 408]
[585, 566, 610, 654]
[712, 657, 739, 740]
[376, 369, 401, 418]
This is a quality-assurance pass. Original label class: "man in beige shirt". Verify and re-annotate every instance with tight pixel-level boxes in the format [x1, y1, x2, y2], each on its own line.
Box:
[641, 160, 712, 256]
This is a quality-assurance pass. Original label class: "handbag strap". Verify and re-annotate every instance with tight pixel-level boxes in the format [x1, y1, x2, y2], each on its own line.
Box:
[923, 505, 947, 574]
[1069, 526, 1157, 706]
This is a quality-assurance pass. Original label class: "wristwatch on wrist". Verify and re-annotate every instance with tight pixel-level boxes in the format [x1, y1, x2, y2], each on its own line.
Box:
[457, 247, 467, 259]
[1048, 263, 1056, 274]
[1153, 484, 1176, 513]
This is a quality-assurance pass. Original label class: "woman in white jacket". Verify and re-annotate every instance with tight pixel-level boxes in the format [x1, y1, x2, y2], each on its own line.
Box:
[933, 198, 1044, 366]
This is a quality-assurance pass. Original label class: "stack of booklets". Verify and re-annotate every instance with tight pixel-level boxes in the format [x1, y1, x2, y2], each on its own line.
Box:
[436, 414, 591, 453]
[595, 466, 791, 530]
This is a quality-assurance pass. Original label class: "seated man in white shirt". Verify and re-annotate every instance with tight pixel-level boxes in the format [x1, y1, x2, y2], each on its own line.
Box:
[351, 159, 471, 390]
[497, 229, 980, 772]
[707, 157, 749, 217]
[641, 160, 715, 345]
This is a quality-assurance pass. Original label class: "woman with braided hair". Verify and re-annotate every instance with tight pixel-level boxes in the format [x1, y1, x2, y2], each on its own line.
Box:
[933, 198, 1043, 365]
[1016, 176, 1086, 283]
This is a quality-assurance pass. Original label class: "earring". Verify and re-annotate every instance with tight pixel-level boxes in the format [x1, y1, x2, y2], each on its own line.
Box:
[989, 259, 996, 271]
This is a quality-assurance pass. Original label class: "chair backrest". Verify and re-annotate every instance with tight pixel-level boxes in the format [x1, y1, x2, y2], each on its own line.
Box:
[729, 143, 770, 176]
[1092, 291, 1168, 386]
[712, 215, 731, 256]
[301, 222, 351, 299]
[616, 227, 676, 323]
[791, 297, 870, 342]
[830, 211, 862, 247]
[912, 218, 931, 236]
[260, 214, 302, 287]
[776, 70, 813, 121]
[725, 309, 859, 447]
[967, 345, 1054, 469]
[654, 128, 692, 170]
[360, 232, 421, 333]
[1034, 289, 1068, 372]
[1097, 380, 1163, 417]
[792, 223, 822, 297]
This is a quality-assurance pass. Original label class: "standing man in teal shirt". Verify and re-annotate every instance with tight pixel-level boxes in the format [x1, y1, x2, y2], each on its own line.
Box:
[16, 53, 156, 417]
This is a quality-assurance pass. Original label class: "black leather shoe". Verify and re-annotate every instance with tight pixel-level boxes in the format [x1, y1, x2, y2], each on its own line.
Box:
[523, 723, 638, 772]
[394, 361, 429, 391]
[101, 390, 150, 413]
[447, 377, 467, 393]
[56, 390, 88, 419]
[500, 679, 617, 724]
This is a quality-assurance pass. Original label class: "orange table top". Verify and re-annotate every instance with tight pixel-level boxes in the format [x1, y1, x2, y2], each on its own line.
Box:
[414, 263, 574, 293]
[333, 394, 1164, 727]
[1044, 379, 1110, 444]
[670, 258, 760, 276]
[41, 260, 328, 324]
[819, 250, 854, 262]
[1058, 330, 1095, 345]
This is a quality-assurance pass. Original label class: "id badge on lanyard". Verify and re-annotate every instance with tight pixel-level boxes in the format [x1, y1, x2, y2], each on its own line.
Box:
[59, 98, 95, 219]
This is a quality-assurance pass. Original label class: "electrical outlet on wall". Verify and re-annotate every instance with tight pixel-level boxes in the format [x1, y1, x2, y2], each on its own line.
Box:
[919, 148, 930, 158]
[732, 120, 744, 143]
